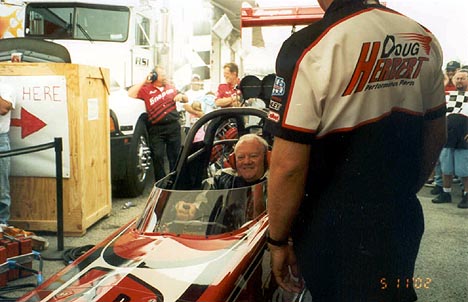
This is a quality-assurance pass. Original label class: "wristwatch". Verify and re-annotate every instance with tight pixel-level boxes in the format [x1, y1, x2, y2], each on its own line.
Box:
[266, 230, 289, 247]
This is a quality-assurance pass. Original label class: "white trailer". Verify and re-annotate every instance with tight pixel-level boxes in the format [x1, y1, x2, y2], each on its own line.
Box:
[6, 0, 172, 196]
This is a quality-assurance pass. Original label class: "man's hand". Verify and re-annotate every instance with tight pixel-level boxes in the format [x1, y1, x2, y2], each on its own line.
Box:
[174, 93, 188, 103]
[443, 72, 449, 87]
[269, 244, 304, 293]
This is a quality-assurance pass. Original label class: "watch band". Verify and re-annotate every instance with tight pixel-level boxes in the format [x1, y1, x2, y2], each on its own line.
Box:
[266, 231, 289, 247]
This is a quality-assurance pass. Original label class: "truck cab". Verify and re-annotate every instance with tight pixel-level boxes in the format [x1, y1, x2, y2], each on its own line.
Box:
[22, 0, 160, 197]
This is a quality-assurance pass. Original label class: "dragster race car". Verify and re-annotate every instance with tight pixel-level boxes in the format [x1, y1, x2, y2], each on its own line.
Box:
[18, 108, 311, 302]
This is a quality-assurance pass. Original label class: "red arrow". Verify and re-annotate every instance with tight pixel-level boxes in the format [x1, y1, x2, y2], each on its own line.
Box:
[11, 108, 47, 139]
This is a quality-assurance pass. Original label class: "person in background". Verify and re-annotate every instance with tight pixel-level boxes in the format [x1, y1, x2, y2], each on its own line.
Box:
[427, 60, 462, 191]
[444, 60, 461, 93]
[215, 62, 241, 108]
[199, 91, 217, 114]
[128, 66, 187, 181]
[0, 83, 15, 228]
[432, 69, 468, 208]
[265, 0, 446, 301]
[189, 100, 206, 142]
[188, 101, 204, 126]
[183, 74, 206, 134]
[426, 159, 444, 195]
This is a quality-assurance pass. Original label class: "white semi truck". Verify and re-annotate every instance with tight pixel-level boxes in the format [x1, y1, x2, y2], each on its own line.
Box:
[1, 0, 173, 197]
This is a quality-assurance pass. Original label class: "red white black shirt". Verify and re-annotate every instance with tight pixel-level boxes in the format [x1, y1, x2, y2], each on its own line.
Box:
[216, 82, 240, 107]
[138, 84, 179, 125]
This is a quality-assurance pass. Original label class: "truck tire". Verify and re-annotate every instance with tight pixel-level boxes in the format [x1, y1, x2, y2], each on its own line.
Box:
[118, 121, 151, 197]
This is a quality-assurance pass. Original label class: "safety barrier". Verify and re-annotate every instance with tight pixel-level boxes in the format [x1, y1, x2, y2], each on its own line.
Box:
[0, 138, 62, 288]
[0, 137, 63, 252]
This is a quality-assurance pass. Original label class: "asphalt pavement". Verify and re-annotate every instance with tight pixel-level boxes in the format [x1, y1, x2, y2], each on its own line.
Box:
[2, 183, 467, 301]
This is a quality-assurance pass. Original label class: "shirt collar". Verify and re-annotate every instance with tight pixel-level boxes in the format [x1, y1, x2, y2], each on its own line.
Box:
[325, 0, 380, 16]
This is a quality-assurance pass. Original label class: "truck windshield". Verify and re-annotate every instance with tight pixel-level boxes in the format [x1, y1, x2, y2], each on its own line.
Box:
[25, 4, 130, 42]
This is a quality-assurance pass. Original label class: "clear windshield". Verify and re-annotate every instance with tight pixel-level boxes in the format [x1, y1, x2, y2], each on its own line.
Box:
[137, 180, 267, 236]
[25, 4, 129, 42]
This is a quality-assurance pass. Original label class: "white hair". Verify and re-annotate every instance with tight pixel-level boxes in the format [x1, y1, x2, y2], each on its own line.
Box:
[234, 134, 268, 154]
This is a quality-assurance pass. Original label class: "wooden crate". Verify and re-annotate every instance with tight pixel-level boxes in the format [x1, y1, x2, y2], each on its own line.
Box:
[0, 63, 111, 236]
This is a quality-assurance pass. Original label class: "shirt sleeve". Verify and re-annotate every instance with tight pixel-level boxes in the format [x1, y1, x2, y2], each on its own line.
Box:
[265, 37, 320, 145]
[422, 37, 446, 121]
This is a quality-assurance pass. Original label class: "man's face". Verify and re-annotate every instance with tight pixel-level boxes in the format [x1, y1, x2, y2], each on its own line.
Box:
[191, 78, 202, 91]
[235, 140, 265, 183]
[453, 71, 468, 92]
[446, 68, 457, 79]
[175, 201, 197, 221]
[223, 67, 237, 86]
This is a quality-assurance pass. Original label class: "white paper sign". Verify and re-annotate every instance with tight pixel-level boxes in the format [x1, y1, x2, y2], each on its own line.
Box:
[0, 76, 70, 178]
[88, 98, 99, 120]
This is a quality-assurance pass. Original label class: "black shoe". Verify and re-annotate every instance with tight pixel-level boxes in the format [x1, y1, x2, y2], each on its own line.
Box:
[457, 194, 468, 209]
[432, 192, 452, 203]
[430, 185, 443, 195]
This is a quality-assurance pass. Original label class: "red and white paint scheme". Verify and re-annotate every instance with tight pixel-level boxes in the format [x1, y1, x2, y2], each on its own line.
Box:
[19, 108, 311, 302]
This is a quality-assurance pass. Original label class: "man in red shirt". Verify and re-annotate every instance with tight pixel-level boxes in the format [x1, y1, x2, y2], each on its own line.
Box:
[128, 66, 187, 181]
[215, 62, 241, 108]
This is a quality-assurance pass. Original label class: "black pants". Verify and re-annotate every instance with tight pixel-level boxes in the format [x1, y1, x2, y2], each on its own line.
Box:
[293, 196, 424, 302]
[148, 121, 181, 181]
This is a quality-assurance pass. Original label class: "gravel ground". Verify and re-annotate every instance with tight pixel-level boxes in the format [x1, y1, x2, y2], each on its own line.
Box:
[413, 185, 468, 302]
[2, 184, 467, 301]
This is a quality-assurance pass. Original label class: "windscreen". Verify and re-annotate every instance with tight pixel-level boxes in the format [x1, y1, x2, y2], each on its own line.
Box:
[25, 3, 130, 42]
[137, 180, 267, 236]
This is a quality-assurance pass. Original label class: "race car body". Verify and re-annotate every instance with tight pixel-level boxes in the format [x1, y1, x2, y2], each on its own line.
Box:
[19, 108, 311, 302]
[19, 184, 269, 302]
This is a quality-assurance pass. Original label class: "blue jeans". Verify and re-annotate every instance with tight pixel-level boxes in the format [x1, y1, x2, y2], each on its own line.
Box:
[433, 160, 443, 187]
[0, 133, 11, 224]
[440, 147, 468, 177]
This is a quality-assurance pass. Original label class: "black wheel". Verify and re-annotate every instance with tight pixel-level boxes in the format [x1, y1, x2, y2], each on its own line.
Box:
[118, 121, 151, 197]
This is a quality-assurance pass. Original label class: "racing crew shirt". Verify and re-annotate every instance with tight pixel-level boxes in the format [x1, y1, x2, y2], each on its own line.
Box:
[216, 83, 240, 107]
[265, 0, 446, 301]
[138, 83, 179, 125]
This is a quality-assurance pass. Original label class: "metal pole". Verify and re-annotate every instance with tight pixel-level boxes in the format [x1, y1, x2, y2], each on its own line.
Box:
[54, 137, 64, 251]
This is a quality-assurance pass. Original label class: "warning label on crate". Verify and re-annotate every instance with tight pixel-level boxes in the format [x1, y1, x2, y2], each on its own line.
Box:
[0, 75, 70, 178]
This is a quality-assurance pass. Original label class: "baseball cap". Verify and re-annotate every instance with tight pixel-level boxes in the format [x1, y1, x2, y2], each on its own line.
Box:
[446, 61, 461, 71]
